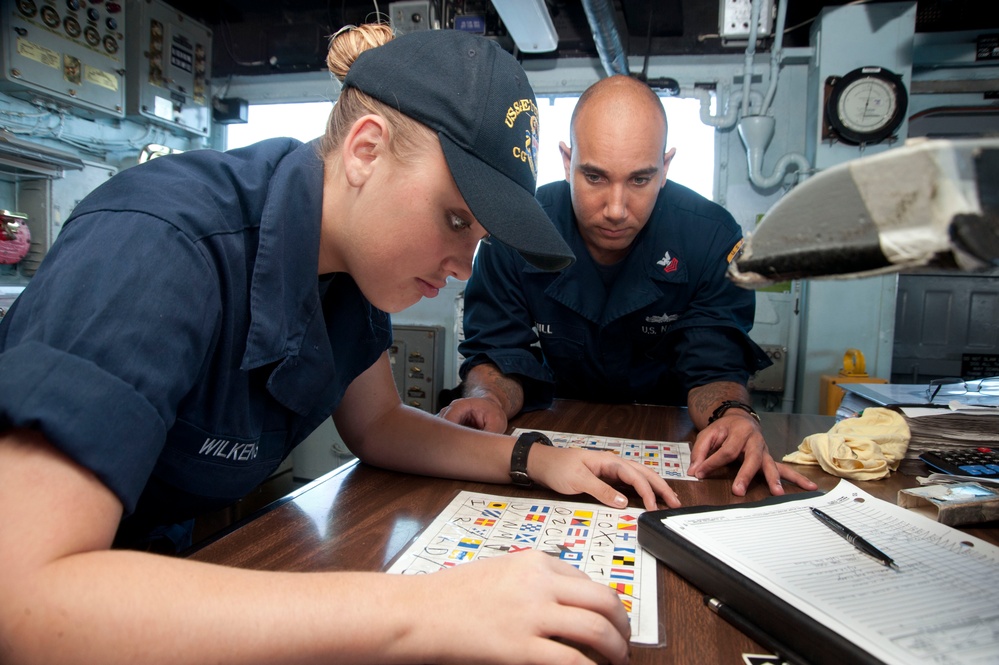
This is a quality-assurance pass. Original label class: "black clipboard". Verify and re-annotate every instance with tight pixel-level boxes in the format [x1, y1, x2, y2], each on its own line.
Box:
[637, 492, 888, 665]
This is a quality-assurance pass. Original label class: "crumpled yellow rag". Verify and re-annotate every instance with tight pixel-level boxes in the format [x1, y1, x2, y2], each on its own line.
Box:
[783, 407, 910, 481]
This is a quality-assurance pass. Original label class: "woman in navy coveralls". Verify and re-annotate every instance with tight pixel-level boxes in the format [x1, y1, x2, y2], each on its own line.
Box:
[0, 25, 676, 665]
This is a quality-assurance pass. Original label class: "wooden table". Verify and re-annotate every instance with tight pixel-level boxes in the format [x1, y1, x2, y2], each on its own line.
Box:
[187, 400, 997, 663]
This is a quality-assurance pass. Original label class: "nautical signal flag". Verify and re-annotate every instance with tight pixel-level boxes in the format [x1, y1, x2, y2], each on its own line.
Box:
[610, 582, 634, 596]
[474, 517, 496, 527]
[559, 549, 583, 562]
[458, 538, 482, 550]
[487, 502, 507, 510]
[613, 554, 636, 566]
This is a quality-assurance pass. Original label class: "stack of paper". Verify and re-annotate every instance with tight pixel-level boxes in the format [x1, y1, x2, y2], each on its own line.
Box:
[837, 383, 999, 461]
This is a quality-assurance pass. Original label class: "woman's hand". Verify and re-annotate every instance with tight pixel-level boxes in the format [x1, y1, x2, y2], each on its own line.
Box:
[527, 445, 681, 511]
[410, 550, 633, 665]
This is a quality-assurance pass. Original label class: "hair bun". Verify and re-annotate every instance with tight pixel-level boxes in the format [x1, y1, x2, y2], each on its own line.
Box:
[327, 23, 395, 82]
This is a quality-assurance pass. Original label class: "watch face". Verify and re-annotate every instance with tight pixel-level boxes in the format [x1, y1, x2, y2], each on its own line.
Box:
[836, 77, 899, 133]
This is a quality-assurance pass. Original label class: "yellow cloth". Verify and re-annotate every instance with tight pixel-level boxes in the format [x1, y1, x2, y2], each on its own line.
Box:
[783, 407, 910, 481]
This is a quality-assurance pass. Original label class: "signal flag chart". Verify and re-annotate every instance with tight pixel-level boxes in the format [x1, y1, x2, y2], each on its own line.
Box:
[513, 428, 696, 481]
[386, 491, 661, 645]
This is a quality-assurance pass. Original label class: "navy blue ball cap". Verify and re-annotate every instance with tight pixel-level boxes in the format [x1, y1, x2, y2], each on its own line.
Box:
[343, 29, 574, 271]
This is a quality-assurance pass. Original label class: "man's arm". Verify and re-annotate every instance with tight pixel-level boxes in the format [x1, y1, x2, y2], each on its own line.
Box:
[686, 380, 751, 429]
[438, 363, 525, 433]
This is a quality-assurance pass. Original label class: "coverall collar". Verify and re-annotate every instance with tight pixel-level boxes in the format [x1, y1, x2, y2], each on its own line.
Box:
[526, 195, 685, 327]
[241, 140, 326, 371]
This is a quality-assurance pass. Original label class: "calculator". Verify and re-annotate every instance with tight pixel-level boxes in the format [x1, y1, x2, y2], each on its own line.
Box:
[919, 448, 999, 479]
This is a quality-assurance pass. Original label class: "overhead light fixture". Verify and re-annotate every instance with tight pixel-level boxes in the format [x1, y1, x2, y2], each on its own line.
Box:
[491, 0, 559, 53]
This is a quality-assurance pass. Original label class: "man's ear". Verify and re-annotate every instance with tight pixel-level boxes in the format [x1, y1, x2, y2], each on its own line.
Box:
[661, 147, 677, 188]
[559, 141, 572, 182]
[341, 115, 390, 186]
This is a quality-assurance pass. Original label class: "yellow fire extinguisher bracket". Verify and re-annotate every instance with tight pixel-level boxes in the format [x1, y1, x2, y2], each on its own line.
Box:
[819, 349, 887, 415]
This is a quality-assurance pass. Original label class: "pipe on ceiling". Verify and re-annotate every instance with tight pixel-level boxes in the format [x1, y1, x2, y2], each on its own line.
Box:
[580, 0, 629, 77]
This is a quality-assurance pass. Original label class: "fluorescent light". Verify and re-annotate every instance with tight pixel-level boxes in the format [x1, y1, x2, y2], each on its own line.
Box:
[491, 0, 559, 53]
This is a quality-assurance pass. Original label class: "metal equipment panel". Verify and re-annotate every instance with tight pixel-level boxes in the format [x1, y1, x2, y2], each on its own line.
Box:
[0, 0, 127, 118]
[16, 157, 116, 275]
[125, 0, 210, 136]
[390, 324, 445, 413]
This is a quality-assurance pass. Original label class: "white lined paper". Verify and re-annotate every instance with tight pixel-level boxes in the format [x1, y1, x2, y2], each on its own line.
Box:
[662, 479, 999, 664]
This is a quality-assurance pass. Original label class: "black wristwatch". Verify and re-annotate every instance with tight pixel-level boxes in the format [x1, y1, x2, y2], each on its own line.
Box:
[708, 400, 760, 424]
[509, 431, 553, 487]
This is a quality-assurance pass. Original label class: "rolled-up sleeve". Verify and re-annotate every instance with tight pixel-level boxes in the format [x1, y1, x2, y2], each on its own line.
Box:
[0, 211, 219, 514]
[458, 241, 555, 411]
[656, 219, 771, 395]
[667, 326, 771, 395]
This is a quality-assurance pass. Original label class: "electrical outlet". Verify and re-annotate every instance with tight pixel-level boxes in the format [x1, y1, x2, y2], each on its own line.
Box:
[719, 0, 774, 41]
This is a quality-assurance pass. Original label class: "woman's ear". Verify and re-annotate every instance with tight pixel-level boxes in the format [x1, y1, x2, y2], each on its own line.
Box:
[341, 114, 390, 187]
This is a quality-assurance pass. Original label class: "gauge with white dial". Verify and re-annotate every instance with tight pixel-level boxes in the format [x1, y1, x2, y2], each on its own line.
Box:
[826, 67, 908, 145]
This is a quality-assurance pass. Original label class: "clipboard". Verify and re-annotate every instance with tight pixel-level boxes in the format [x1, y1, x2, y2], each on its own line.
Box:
[638, 490, 885, 665]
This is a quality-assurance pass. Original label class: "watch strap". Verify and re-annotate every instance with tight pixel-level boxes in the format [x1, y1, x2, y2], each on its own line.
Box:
[509, 431, 553, 487]
[708, 400, 760, 424]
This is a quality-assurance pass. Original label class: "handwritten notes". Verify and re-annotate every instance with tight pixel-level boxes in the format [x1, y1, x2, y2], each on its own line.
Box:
[661, 479, 999, 664]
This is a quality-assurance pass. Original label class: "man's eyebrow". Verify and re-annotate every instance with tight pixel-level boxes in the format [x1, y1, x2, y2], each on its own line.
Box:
[579, 163, 660, 179]
[629, 166, 660, 178]
[578, 162, 608, 176]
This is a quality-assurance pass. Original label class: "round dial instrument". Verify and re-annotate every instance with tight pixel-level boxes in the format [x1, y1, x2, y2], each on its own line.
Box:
[826, 67, 908, 145]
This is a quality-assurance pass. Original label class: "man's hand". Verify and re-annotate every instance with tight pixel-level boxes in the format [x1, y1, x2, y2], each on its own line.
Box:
[438, 396, 508, 433]
[438, 363, 524, 434]
[687, 410, 817, 496]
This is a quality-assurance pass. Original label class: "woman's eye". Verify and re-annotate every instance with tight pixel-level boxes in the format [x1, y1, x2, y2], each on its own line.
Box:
[450, 213, 470, 231]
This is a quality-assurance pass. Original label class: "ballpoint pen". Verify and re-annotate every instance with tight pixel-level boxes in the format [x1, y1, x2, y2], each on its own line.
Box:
[810, 507, 899, 570]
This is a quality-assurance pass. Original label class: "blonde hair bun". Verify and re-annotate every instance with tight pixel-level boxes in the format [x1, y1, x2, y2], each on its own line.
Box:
[327, 23, 395, 82]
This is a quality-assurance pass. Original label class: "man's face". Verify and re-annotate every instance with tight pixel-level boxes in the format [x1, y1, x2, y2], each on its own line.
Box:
[561, 102, 673, 266]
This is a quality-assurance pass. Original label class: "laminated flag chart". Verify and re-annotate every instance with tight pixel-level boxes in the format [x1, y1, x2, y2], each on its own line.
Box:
[386, 491, 660, 645]
[513, 428, 696, 481]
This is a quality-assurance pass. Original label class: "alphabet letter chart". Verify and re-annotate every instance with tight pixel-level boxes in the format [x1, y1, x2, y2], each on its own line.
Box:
[386, 491, 660, 645]
[513, 428, 696, 481]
